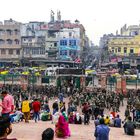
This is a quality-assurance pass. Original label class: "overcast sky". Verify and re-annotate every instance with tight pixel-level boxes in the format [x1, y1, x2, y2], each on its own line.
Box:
[1, 0, 140, 45]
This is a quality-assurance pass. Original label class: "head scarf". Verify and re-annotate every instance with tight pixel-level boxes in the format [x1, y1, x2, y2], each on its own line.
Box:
[76, 113, 80, 121]
[62, 112, 68, 122]
[56, 115, 70, 137]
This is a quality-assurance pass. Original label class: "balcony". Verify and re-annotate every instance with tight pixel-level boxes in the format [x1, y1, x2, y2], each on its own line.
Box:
[22, 43, 45, 48]
[46, 37, 58, 42]
[0, 44, 21, 49]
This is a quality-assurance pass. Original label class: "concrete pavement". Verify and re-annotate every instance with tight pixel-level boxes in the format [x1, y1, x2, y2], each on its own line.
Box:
[8, 98, 140, 140]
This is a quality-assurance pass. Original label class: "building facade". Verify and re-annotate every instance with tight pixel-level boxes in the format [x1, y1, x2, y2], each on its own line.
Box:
[21, 22, 46, 60]
[0, 11, 89, 66]
[0, 19, 21, 61]
[120, 24, 140, 36]
[58, 38, 80, 60]
[108, 35, 140, 56]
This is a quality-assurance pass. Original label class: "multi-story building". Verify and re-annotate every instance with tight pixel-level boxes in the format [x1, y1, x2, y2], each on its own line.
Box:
[21, 22, 46, 61]
[45, 21, 61, 60]
[0, 19, 21, 62]
[0, 11, 89, 67]
[99, 34, 115, 49]
[58, 38, 80, 60]
[108, 35, 140, 70]
[108, 35, 140, 56]
[42, 12, 86, 61]
[120, 24, 140, 36]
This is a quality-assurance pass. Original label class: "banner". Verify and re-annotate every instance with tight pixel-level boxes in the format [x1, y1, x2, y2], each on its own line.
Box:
[121, 77, 126, 94]
[101, 76, 106, 88]
[116, 77, 121, 93]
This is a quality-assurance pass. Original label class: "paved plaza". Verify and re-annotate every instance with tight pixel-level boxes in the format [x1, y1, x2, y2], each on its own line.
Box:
[6, 98, 140, 140]
[9, 119, 140, 140]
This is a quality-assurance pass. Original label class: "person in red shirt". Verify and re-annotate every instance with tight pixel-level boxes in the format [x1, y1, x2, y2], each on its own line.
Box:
[32, 98, 41, 123]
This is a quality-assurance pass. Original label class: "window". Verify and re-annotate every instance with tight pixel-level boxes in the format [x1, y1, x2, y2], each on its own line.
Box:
[130, 48, 134, 54]
[1, 49, 6, 55]
[70, 50, 76, 56]
[16, 50, 20, 55]
[60, 50, 67, 55]
[15, 29, 19, 35]
[7, 30, 12, 35]
[9, 49, 13, 55]
[60, 40, 67, 46]
[28, 38, 32, 42]
[15, 39, 20, 45]
[69, 32, 72, 37]
[111, 47, 114, 53]
[40, 48, 45, 54]
[112, 49, 114, 53]
[0, 29, 5, 35]
[69, 40, 76, 46]
[124, 47, 127, 53]
[32, 48, 39, 55]
[7, 39, 12, 45]
[24, 48, 30, 55]
[0, 39, 5, 45]
[118, 47, 121, 52]
[54, 42, 57, 47]
[73, 40, 76, 46]
[60, 50, 63, 55]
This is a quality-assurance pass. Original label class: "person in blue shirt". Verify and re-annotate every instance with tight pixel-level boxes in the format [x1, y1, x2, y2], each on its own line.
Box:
[114, 115, 121, 128]
[58, 92, 64, 102]
[94, 118, 110, 140]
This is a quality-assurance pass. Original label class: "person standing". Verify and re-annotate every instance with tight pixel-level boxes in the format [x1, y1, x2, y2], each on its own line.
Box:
[0, 91, 14, 118]
[32, 98, 41, 123]
[52, 100, 59, 115]
[94, 118, 110, 140]
[124, 106, 130, 121]
[58, 92, 64, 102]
[82, 102, 90, 125]
[44, 101, 50, 112]
[22, 97, 30, 123]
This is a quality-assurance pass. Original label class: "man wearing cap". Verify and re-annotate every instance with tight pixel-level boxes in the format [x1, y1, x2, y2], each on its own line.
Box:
[0, 91, 14, 118]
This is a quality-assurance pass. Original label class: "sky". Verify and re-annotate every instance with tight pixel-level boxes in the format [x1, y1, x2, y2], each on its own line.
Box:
[1, 0, 140, 45]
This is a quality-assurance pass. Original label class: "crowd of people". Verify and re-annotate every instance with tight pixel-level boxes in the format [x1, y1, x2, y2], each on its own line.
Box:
[0, 84, 140, 140]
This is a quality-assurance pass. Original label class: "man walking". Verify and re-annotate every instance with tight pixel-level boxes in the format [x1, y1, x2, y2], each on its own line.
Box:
[32, 98, 41, 122]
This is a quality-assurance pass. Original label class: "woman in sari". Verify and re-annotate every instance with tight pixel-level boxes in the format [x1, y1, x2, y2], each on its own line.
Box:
[55, 115, 71, 138]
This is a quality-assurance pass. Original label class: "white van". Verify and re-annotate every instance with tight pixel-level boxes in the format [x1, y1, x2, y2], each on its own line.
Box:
[45, 66, 64, 76]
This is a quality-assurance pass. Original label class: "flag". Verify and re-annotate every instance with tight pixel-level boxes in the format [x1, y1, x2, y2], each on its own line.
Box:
[74, 58, 81, 63]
